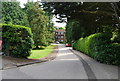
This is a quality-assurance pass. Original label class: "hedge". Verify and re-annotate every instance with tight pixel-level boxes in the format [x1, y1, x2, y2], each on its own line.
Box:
[73, 33, 120, 65]
[1, 24, 34, 58]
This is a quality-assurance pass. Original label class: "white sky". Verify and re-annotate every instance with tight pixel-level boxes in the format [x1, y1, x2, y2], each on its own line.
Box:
[17, 0, 66, 27]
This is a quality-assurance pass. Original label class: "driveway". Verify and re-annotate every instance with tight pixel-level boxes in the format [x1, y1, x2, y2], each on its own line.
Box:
[2, 44, 119, 80]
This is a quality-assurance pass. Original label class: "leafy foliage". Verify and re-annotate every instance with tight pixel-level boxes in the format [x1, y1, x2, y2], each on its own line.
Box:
[59, 27, 65, 29]
[66, 20, 81, 44]
[73, 33, 120, 65]
[1, 2, 29, 27]
[2, 24, 33, 58]
[24, 2, 54, 47]
[111, 28, 120, 43]
[42, 2, 119, 42]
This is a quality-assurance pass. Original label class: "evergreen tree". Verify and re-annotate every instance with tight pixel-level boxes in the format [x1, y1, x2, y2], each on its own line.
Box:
[45, 13, 55, 43]
[42, 2, 119, 41]
[24, 2, 51, 48]
[2, 2, 29, 27]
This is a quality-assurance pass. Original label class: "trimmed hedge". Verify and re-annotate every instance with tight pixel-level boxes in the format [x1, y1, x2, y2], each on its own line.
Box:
[73, 33, 120, 65]
[1, 24, 34, 58]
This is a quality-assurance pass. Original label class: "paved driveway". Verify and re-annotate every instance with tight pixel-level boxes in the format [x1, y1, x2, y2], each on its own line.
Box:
[2, 44, 119, 80]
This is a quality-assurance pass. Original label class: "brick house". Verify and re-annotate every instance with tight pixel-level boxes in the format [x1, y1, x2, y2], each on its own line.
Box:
[54, 29, 66, 42]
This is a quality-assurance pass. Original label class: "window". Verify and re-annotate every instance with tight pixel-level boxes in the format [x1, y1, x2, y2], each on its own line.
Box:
[58, 32, 60, 35]
[61, 36, 64, 38]
[61, 32, 64, 34]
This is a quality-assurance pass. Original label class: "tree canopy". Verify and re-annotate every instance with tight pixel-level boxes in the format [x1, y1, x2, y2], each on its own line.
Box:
[42, 2, 120, 43]
[2, 2, 29, 27]
[24, 2, 54, 48]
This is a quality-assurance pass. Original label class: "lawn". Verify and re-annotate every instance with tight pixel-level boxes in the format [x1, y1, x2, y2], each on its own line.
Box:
[28, 45, 56, 59]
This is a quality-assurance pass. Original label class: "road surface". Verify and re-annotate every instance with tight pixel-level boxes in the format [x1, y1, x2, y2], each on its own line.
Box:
[2, 44, 119, 80]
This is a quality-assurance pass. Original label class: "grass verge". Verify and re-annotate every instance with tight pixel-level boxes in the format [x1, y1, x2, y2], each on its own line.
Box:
[28, 45, 56, 59]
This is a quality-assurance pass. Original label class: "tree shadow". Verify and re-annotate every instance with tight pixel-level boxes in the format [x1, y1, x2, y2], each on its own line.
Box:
[32, 47, 45, 50]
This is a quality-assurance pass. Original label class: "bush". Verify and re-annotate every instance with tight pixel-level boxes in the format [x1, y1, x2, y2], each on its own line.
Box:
[111, 28, 120, 43]
[73, 33, 120, 65]
[1, 24, 34, 58]
[73, 38, 86, 53]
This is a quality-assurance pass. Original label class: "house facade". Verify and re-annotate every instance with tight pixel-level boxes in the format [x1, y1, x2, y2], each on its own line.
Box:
[54, 29, 66, 43]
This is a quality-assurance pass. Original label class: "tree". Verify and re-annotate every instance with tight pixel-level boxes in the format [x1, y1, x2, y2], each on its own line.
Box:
[45, 12, 55, 43]
[111, 2, 120, 28]
[24, 2, 53, 48]
[110, 2, 120, 43]
[42, 2, 119, 42]
[59, 27, 65, 29]
[1, 2, 29, 27]
[66, 20, 81, 44]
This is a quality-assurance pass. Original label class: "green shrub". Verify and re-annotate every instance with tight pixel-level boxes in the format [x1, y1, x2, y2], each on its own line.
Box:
[87, 33, 112, 57]
[93, 43, 120, 65]
[73, 33, 120, 65]
[111, 28, 120, 43]
[78, 38, 85, 53]
[1, 24, 34, 58]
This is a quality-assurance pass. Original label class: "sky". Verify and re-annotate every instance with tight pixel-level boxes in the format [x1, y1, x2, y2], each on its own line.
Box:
[17, 0, 66, 27]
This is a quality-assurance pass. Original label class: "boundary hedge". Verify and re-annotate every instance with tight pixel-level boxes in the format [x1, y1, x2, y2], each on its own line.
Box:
[1, 24, 34, 58]
[73, 33, 120, 65]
